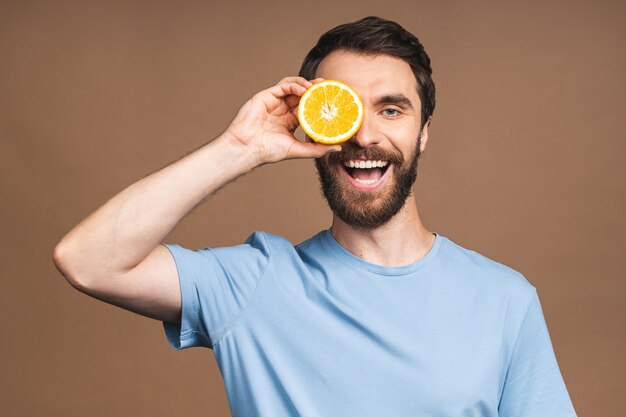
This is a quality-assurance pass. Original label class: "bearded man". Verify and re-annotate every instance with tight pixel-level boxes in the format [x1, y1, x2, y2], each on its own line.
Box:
[53, 16, 577, 417]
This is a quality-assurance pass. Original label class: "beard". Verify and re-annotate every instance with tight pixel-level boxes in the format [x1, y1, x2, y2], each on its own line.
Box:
[314, 134, 422, 229]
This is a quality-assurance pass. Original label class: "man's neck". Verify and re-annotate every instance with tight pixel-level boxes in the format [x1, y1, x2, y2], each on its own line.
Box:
[329, 196, 436, 267]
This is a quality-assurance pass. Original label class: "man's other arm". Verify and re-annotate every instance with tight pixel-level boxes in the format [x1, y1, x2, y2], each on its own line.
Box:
[52, 77, 338, 324]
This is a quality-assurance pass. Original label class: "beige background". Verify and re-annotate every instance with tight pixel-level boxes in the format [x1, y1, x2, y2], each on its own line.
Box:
[1, 0, 624, 416]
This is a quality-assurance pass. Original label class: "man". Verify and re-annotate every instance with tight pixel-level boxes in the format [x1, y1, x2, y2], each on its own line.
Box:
[53, 16, 577, 417]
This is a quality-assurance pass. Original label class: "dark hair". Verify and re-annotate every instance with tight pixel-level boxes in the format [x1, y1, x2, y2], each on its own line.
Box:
[299, 16, 436, 129]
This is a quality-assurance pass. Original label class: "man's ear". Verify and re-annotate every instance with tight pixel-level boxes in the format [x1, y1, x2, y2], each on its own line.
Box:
[419, 117, 431, 154]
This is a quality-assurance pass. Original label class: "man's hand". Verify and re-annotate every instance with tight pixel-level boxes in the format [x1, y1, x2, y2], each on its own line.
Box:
[224, 76, 342, 166]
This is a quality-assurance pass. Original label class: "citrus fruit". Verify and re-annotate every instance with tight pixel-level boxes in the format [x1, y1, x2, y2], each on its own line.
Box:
[298, 80, 364, 145]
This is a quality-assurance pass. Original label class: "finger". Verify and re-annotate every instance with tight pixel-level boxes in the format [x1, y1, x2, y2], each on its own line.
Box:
[284, 93, 301, 110]
[277, 76, 312, 89]
[310, 77, 325, 84]
[284, 110, 300, 132]
[267, 81, 308, 100]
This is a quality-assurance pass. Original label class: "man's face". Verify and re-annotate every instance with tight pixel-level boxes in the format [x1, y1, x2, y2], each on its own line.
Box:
[312, 50, 429, 229]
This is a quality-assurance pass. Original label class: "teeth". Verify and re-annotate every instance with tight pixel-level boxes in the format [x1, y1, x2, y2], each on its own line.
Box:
[343, 160, 389, 168]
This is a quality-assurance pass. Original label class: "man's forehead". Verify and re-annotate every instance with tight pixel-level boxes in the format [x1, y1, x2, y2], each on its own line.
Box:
[315, 50, 419, 102]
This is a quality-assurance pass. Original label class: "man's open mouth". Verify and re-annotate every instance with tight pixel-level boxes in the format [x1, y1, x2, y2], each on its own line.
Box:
[339, 159, 392, 189]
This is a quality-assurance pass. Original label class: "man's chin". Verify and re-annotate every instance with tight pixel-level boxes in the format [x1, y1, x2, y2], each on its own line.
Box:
[329, 200, 403, 229]
[324, 180, 404, 228]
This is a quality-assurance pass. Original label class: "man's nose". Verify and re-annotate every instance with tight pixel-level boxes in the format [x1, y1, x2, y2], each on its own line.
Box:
[350, 115, 382, 147]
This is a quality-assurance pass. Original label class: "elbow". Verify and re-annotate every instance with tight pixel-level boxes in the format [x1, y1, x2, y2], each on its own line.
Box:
[52, 241, 89, 291]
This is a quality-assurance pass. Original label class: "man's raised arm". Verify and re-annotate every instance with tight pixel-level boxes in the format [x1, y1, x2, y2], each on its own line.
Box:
[52, 77, 339, 324]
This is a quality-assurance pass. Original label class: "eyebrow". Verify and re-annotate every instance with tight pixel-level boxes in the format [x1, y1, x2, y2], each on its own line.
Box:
[374, 94, 415, 111]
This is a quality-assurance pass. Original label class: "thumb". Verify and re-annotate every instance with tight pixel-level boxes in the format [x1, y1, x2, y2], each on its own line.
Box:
[311, 143, 342, 158]
[288, 141, 342, 160]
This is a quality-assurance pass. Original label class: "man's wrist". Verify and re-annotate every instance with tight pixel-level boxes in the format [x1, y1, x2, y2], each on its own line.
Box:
[215, 130, 263, 173]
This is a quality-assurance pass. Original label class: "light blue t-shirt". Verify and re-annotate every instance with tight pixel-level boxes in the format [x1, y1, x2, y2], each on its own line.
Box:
[162, 230, 576, 417]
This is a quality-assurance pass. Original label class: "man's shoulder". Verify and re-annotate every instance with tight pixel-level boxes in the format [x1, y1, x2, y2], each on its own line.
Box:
[439, 234, 536, 294]
[242, 230, 325, 255]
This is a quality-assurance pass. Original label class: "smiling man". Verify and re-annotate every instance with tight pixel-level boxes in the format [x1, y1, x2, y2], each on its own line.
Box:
[53, 16, 577, 417]
[313, 51, 428, 239]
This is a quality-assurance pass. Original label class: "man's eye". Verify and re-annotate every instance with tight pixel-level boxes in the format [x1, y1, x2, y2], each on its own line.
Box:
[383, 108, 400, 117]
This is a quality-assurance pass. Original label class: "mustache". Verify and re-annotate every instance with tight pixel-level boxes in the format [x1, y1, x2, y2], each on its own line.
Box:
[326, 144, 404, 166]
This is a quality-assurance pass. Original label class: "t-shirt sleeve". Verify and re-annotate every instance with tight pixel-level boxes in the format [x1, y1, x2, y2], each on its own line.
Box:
[160, 231, 271, 350]
[498, 290, 577, 417]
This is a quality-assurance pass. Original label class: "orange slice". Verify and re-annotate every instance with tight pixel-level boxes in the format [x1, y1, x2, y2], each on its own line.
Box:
[298, 80, 364, 145]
